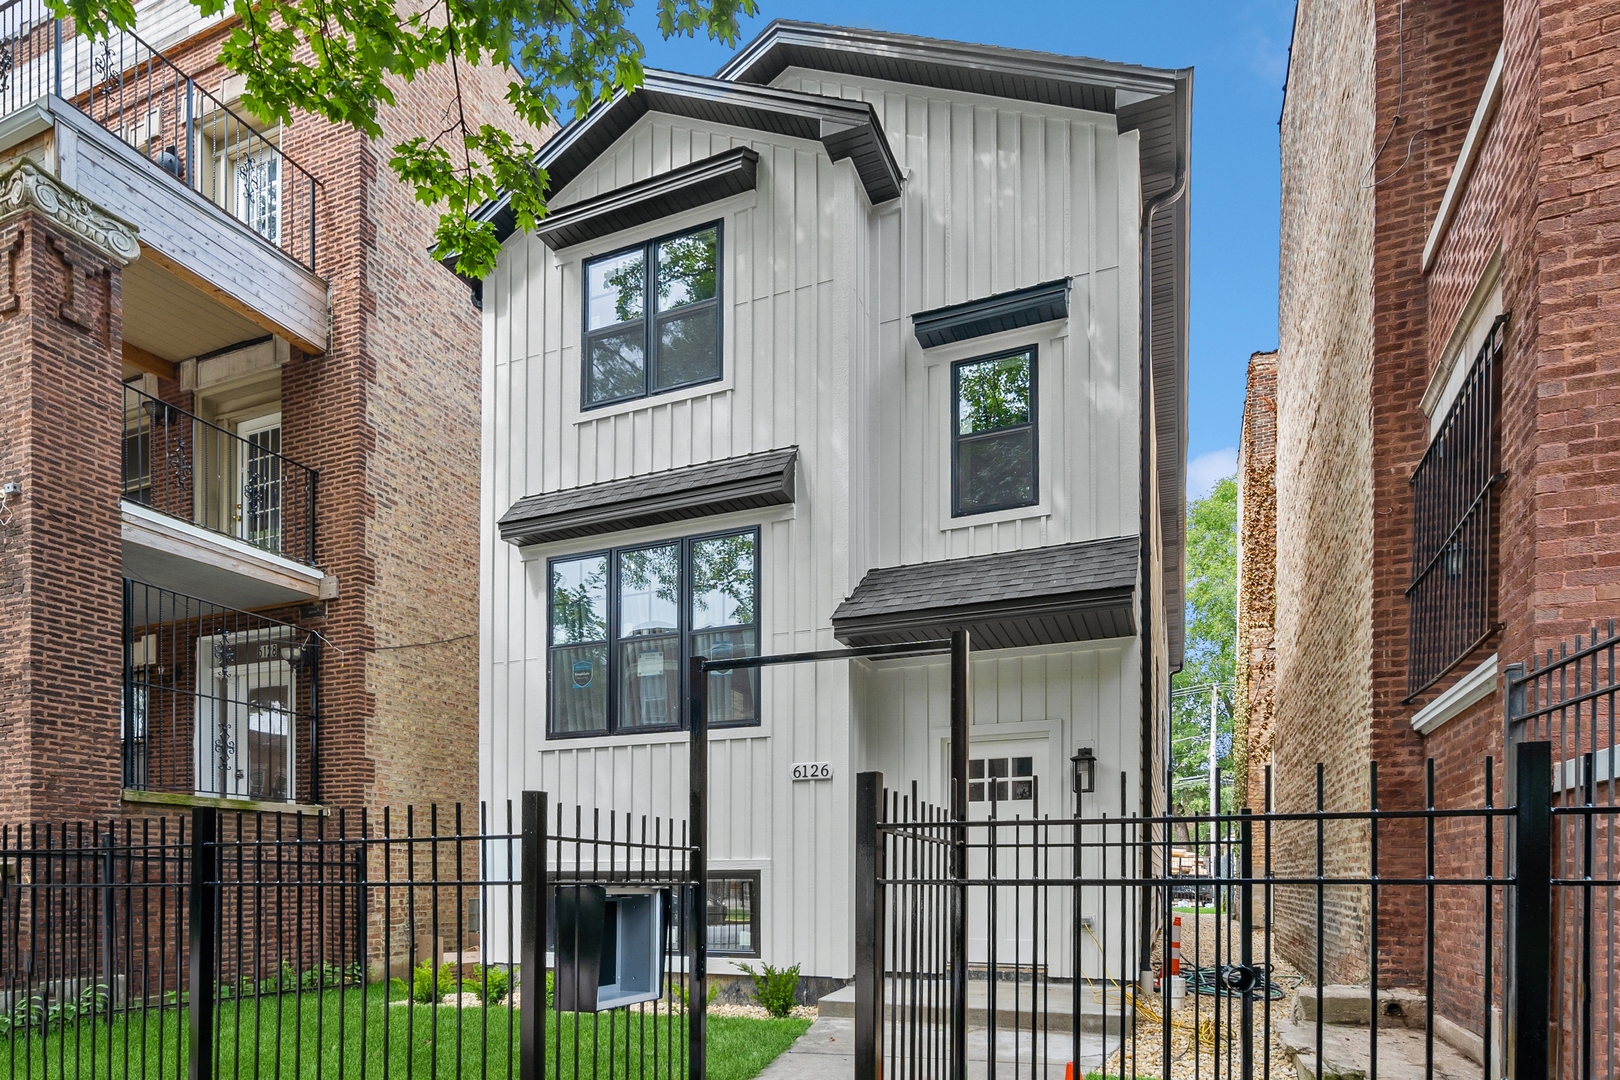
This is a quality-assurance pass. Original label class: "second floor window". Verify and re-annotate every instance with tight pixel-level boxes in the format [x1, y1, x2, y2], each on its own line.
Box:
[548, 528, 758, 736]
[1406, 314, 1506, 699]
[583, 223, 721, 408]
[953, 348, 1038, 516]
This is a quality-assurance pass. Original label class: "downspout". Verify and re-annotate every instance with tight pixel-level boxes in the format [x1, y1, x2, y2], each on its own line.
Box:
[1138, 159, 1186, 972]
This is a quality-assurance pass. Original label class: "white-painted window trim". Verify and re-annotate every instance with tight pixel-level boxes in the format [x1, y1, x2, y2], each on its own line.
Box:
[1553, 747, 1617, 793]
[1422, 44, 1505, 272]
[1411, 653, 1498, 736]
[1422, 252, 1503, 439]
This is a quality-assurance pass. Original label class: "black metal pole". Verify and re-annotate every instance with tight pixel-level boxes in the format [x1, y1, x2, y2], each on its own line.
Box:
[1510, 741, 1551, 1080]
[188, 806, 219, 1080]
[855, 771, 885, 1080]
[1240, 807, 1254, 1080]
[689, 655, 709, 1080]
[519, 790, 546, 1080]
[949, 628, 969, 1080]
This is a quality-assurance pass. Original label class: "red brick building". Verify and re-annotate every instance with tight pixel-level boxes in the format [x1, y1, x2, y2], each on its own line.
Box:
[0, 1, 534, 823]
[1252, 0, 1620, 1064]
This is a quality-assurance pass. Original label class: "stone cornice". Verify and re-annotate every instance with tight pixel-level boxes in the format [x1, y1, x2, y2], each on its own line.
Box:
[0, 159, 140, 266]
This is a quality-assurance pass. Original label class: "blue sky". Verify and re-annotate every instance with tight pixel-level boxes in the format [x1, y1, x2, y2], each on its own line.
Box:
[628, 0, 1292, 501]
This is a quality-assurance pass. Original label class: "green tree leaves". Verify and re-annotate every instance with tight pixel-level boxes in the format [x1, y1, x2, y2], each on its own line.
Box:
[54, 0, 758, 278]
[1170, 475, 1238, 820]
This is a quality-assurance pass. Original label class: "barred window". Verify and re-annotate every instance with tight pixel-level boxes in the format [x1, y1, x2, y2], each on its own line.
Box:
[1406, 314, 1506, 699]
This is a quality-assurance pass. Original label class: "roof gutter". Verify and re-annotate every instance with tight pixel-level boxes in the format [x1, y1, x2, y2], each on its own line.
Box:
[1138, 157, 1186, 950]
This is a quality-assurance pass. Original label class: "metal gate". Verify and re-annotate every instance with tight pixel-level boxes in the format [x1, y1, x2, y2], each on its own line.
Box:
[1508, 621, 1620, 1080]
[855, 743, 1561, 1080]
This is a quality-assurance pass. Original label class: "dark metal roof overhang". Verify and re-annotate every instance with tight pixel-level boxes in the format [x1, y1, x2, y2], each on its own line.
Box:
[536, 147, 760, 250]
[459, 70, 902, 264]
[498, 447, 798, 547]
[911, 277, 1071, 349]
[832, 536, 1139, 651]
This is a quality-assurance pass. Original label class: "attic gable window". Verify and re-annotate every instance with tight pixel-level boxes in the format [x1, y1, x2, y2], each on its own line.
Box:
[952, 348, 1039, 517]
[583, 223, 722, 408]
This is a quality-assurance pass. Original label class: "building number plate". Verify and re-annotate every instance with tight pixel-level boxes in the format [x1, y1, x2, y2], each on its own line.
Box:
[791, 762, 833, 781]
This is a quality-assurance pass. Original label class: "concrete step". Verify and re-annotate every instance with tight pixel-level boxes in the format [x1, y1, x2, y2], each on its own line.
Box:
[1278, 1021, 1478, 1080]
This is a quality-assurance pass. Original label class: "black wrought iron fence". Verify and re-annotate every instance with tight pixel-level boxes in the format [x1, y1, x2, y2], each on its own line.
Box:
[123, 578, 323, 806]
[1509, 623, 1620, 1080]
[855, 748, 1548, 1080]
[0, 0, 321, 268]
[0, 797, 702, 1080]
[122, 384, 318, 567]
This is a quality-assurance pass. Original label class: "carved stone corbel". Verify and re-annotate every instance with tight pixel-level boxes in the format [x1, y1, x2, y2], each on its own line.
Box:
[0, 158, 139, 267]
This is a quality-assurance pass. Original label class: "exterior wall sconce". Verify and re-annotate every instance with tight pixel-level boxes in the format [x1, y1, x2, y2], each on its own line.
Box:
[1071, 746, 1097, 795]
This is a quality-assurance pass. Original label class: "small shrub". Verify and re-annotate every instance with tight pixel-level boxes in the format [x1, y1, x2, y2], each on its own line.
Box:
[670, 979, 719, 1011]
[413, 960, 458, 1004]
[738, 962, 800, 1018]
[474, 965, 510, 1005]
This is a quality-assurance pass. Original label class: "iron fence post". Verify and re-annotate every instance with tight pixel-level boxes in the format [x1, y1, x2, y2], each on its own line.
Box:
[949, 629, 970, 1080]
[689, 655, 709, 1080]
[188, 806, 219, 1080]
[855, 771, 884, 1080]
[184, 78, 195, 189]
[519, 790, 546, 1080]
[100, 830, 116, 1023]
[52, 18, 60, 98]
[1240, 807, 1254, 1080]
[1510, 740, 1550, 1080]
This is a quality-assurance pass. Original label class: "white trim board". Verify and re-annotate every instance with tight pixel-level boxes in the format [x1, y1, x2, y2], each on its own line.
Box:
[1411, 653, 1498, 736]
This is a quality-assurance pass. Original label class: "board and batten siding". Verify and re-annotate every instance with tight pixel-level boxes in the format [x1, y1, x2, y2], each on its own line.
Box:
[480, 76, 1146, 979]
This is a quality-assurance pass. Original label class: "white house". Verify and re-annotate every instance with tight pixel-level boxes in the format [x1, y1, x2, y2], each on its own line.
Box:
[474, 21, 1192, 991]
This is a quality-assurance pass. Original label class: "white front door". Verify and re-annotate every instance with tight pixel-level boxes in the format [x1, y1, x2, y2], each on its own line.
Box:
[964, 738, 1048, 970]
[195, 635, 296, 801]
[236, 413, 284, 552]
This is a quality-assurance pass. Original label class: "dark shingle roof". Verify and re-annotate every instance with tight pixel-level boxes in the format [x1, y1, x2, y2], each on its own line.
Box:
[832, 536, 1139, 650]
[499, 448, 797, 547]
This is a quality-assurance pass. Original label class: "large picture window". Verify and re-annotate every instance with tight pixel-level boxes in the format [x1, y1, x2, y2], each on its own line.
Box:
[548, 528, 759, 736]
[583, 223, 722, 408]
[952, 348, 1038, 517]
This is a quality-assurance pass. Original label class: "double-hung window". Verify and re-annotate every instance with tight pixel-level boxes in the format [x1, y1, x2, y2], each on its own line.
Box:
[548, 528, 759, 736]
[952, 348, 1038, 516]
[583, 223, 722, 408]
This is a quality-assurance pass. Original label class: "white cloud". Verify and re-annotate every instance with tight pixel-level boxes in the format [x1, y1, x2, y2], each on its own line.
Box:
[1186, 447, 1238, 502]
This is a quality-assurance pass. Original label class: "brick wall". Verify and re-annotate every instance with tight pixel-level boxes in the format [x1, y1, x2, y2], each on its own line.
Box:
[0, 211, 126, 822]
[0, 19, 542, 828]
[1235, 350, 1277, 813]
[1273, 0, 1378, 983]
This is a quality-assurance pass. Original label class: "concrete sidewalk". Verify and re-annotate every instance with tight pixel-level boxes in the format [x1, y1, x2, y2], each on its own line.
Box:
[755, 1016, 1118, 1079]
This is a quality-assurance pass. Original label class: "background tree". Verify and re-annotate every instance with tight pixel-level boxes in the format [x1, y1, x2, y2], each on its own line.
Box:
[1169, 475, 1238, 835]
[56, 0, 757, 279]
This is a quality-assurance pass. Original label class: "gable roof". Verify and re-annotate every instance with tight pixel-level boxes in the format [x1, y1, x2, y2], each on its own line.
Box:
[466, 70, 902, 249]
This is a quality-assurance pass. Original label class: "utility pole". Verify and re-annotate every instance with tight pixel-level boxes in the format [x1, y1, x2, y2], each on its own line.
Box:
[1208, 683, 1220, 836]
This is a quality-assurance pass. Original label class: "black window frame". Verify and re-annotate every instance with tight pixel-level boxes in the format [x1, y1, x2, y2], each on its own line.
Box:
[950, 346, 1040, 518]
[581, 220, 725, 411]
[704, 870, 762, 958]
[545, 525, 761, 739]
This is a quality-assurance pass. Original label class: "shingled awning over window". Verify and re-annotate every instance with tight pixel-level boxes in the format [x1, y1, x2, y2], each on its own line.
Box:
[832, 536, 1138, 650]
[498, 448, 798, 547]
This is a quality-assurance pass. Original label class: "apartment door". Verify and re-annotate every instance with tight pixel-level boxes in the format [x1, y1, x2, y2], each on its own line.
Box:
[237, 412, 284, 553]
[963, 738, 1047, 971]
[195, 635, 296, 801]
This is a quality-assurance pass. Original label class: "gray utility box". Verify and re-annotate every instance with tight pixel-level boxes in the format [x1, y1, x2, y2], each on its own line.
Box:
[555, 885, 669, 1012]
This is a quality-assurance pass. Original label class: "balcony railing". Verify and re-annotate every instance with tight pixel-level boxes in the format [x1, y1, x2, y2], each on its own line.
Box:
[1406, 313, 1506, 698]
[0, 0, 321, 269]
[122, 384, 318, 566]
[123, 578, 321, 805]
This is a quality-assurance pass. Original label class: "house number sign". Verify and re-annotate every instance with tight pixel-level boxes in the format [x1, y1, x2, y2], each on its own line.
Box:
[791, 762, 833, 781]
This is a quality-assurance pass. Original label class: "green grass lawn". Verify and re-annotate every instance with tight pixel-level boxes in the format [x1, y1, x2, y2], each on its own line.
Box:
[0, 986, 809, 1080]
